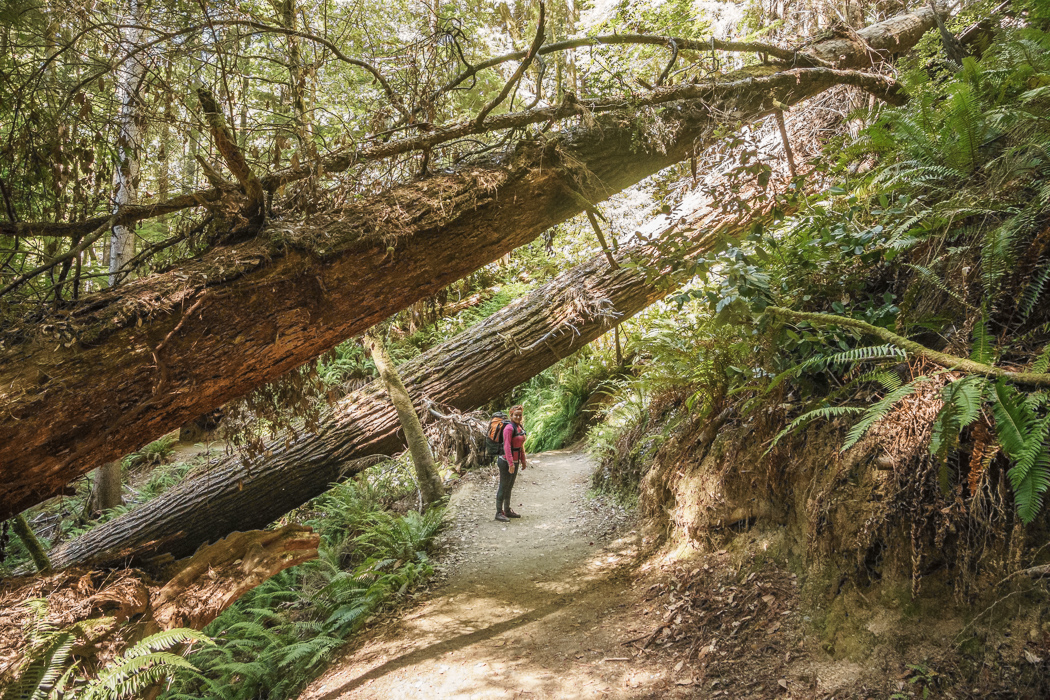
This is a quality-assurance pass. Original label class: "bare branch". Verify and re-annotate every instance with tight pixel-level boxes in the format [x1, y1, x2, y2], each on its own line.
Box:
[474, 3, 546, 128]
[656, 39, 678, 87]
[0, 67, 904, 241]
[198, 87, 263, 211]
[0, 217, 114, 297]
[585, 208, 620, 270]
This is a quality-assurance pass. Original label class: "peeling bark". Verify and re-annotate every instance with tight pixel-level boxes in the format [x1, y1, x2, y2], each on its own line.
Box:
[0, 525, 318, 686]
[0, 8, 941, 519]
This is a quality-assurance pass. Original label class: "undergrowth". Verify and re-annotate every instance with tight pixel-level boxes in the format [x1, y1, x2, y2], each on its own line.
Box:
[161, 459, 446, 700]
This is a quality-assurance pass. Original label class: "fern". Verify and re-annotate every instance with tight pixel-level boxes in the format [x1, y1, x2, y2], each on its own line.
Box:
[766, 345, 906, 394]
[842, 381, 923, 450]
[991, 381, 1050, 523]
[768, 405, 863, 452]
[905, 263, 975, 311]
[1034, 344, 1050, 374]
[930, 376, 988, 458]
[970, 316, 996, 365]
[1018, 263, 1050, 321]
[2, 629, 78, 700]
[82, 652, 199, 700]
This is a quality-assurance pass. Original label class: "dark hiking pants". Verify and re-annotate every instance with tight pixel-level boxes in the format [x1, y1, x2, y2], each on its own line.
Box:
[496, 457, 517, 514]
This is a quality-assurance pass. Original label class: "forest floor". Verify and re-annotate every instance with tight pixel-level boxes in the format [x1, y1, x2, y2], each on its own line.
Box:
[298, 450, 887, 700]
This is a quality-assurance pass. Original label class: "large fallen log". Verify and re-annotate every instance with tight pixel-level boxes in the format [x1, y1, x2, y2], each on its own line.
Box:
[0, 525, 318, 691]
[46, 244, 672, 569]
[0, 7, 941, 518]
[49, 158, 768, 570]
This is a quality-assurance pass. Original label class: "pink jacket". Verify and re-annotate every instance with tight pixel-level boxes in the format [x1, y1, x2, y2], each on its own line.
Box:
[503, 422, 527, 467]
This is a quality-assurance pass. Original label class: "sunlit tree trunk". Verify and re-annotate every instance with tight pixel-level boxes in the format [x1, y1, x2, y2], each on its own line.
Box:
[364, 328, 445, 507]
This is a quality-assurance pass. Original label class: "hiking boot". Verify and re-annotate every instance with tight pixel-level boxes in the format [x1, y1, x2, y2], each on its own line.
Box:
[505, 509, 521, 518]
[495, 512, 510, 522]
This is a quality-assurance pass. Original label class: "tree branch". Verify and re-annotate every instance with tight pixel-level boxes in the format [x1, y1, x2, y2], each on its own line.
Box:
[0, 217, 114, 296]
[474, 2, 545, 128]
[765, 306, 1050, 388]
[197, 88, 263, 211]
[585, 208, 619, 270]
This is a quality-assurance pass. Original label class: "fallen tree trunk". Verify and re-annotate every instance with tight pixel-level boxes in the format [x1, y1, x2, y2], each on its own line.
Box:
[0, 525, 318, 690]
[0, 7, 941, 519]
[48, 245, 674, 568]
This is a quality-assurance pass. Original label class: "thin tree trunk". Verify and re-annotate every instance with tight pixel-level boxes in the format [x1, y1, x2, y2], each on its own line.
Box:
[90, 0, 146, 513]
[89, 461, 123, 515]
[364, 329, 445, 507]
[108, 0, 145, 286]
[0, 9, 940, 519]
[12, 514, 51, 573]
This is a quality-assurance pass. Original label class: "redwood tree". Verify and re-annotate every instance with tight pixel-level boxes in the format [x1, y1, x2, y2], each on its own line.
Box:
[0, 8, 942, 519]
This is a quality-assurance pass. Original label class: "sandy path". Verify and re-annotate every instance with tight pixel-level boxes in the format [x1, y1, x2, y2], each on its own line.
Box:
[298, 450, 679, 700]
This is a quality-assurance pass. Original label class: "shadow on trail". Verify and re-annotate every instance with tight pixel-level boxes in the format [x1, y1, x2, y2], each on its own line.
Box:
[311, 593, 574, 699]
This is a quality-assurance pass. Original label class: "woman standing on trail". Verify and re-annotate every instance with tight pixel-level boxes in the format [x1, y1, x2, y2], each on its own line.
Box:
[495, 405, 527, 522]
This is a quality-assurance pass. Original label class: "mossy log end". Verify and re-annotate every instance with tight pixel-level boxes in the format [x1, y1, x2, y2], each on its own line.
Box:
[0, 8, 940, 519]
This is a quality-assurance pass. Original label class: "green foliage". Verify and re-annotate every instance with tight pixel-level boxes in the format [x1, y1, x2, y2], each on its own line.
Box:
[2, 599, 208, 700]
[930, 376, 988, 458]
[121, 435, 179, 471]
[990, 382, 1050, 523]
[163, 472, 446, 700]
[768, 405, 864, 452]
[842, 381, 925, 450]
[514, 347, 619, 453]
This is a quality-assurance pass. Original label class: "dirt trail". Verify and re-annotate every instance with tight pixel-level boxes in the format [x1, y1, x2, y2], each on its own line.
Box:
[299, 450, 678, 700]
[297, 450, 893, 700]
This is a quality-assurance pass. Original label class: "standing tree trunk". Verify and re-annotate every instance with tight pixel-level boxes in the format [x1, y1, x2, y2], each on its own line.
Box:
[90, 0, 147, 514]
[88, 462, 124, 516]
[364, 329, 445, 507]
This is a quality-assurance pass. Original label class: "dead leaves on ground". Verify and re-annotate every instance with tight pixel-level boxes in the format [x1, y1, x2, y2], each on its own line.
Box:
[624, 554, 800, 696]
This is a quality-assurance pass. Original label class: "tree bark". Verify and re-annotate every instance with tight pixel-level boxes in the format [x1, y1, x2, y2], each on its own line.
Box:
[363, 328, 445, 507]
[0, 525, 318, 687]
[88, 0, 146, 516]
[88, 461, 123, 514]
[0, 8, 941, 519]
[46, 244, 674, 569]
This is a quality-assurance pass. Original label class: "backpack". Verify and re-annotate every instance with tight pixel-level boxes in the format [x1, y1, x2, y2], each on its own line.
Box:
[485, 412, 508, 458]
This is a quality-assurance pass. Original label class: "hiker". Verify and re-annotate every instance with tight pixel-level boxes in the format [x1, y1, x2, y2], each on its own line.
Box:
[495, 405, 527, 522]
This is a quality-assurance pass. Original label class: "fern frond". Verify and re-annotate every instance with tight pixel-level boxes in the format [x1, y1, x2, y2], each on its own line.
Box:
[1018, 263, 1050, 321]
[767, 405, 864, 453]
[1034, 344, 1050, 374]
[83, 652, 198, 700]
[825, 344, 908, 367]
[843, 381, 924, 451]
[930, 376, 988, 457]
[122, 628, 211, 658]
[2, 629, 77, 700]
[906, 263, 975, 311]
[991, 380, 1031, 455]
[1008, 415, 1050, 524]
[970, 317, 996, 365]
